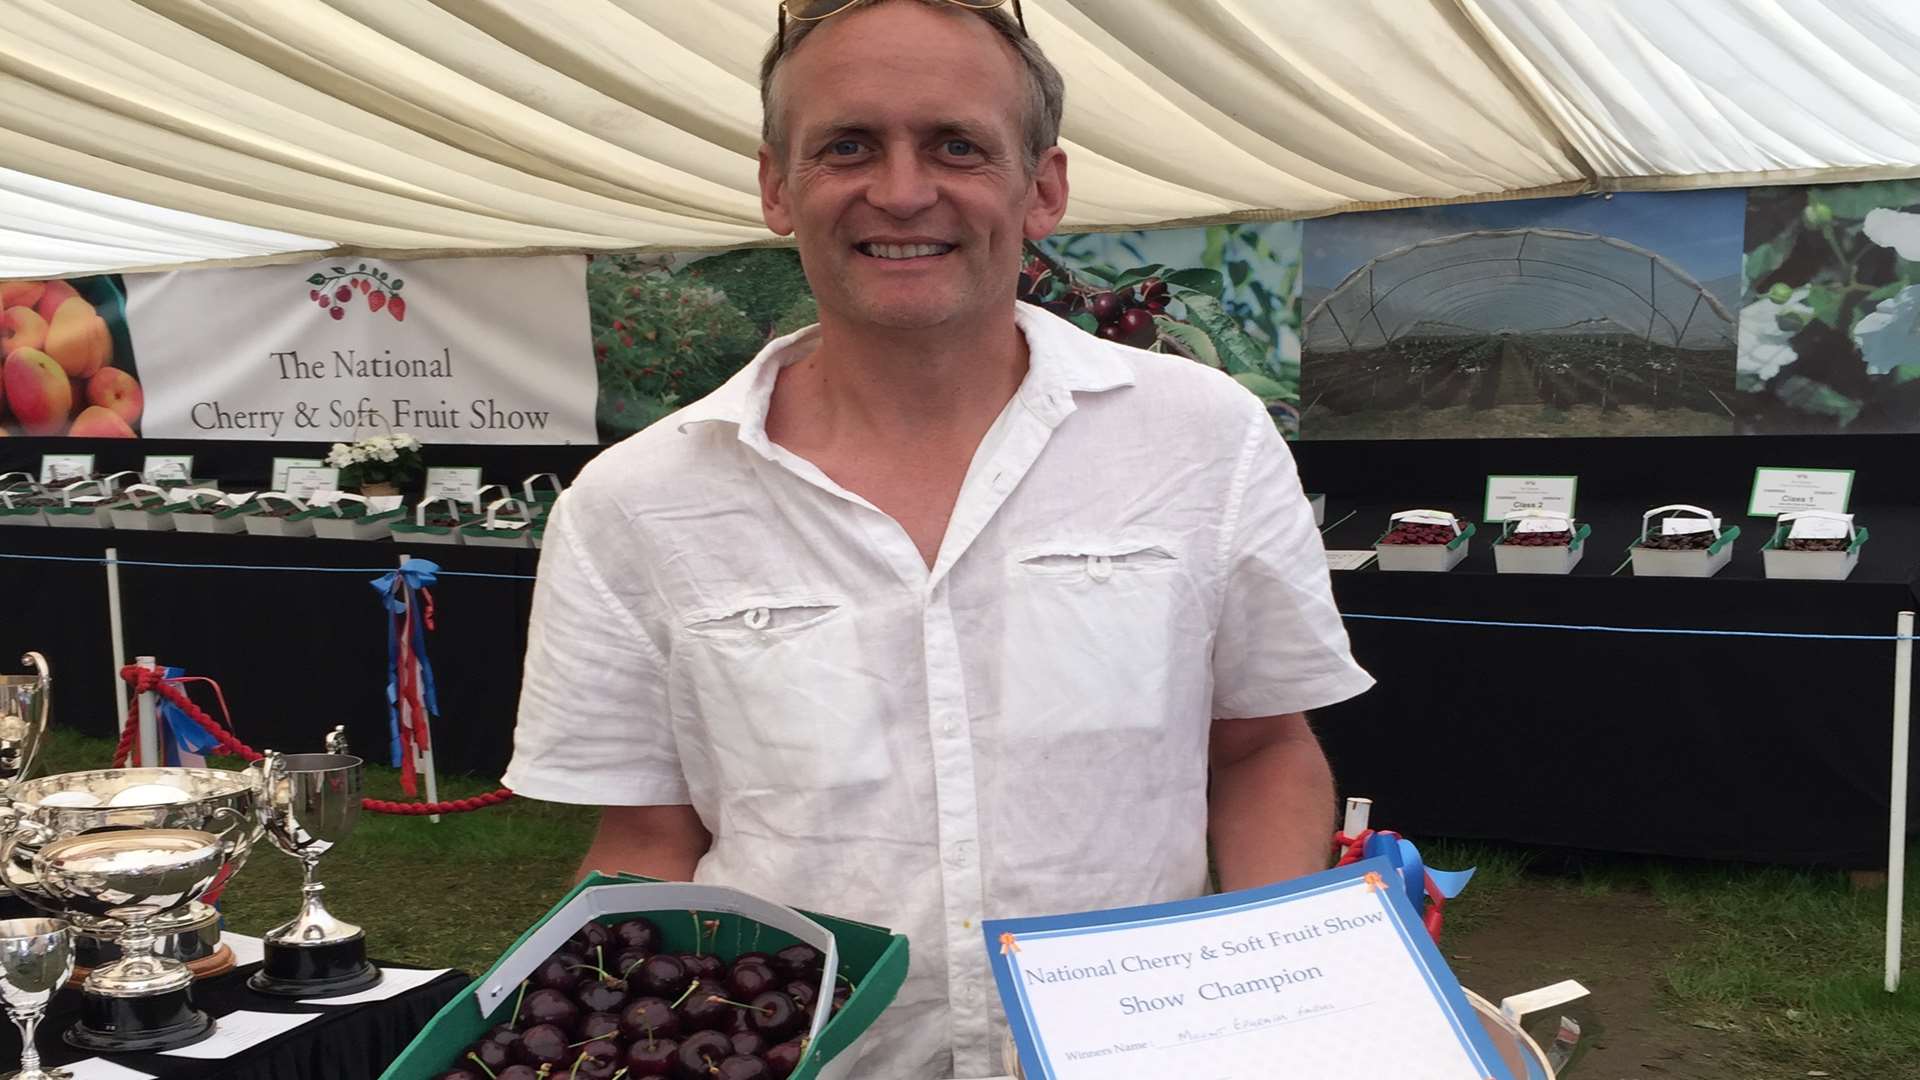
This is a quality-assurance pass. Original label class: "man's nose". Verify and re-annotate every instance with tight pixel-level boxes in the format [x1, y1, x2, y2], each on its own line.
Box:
[865, 150, 939, 218]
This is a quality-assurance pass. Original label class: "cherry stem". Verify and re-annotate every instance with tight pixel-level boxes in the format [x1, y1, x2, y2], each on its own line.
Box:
[670, 978, 702, 1009]
[621, 956, 648, 978]
[689, 911, 702, 957]
[510, 979, 529, 1025]
[704, 993, 771, 1015]
[466, 1051, 500, 1080]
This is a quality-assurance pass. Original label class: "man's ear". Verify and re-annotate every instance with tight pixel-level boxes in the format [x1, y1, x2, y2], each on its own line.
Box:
[1023, 145, 1070, 241]
[760, 144, 795, 237]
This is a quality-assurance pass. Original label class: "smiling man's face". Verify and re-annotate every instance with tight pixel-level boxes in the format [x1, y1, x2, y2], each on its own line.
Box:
[759, 1, 1066, 334]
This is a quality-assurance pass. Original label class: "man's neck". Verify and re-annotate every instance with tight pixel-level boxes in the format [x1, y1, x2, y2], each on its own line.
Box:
[769, 307, 1028, 450]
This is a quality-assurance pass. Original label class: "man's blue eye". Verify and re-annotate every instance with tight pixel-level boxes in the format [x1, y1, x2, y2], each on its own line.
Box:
[946, 140, 976, 156]
[830, 140, 862, 155]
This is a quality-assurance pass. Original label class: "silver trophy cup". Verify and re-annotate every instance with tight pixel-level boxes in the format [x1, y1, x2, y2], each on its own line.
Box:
[0, 917, 73, 1080]
[248, 752, 379, 997]
[0, 654, 51, 802]
[32, 829, 228, 1051]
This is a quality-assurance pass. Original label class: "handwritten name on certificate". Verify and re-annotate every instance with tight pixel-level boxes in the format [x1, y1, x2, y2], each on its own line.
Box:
[984, 858, 1513, 1080]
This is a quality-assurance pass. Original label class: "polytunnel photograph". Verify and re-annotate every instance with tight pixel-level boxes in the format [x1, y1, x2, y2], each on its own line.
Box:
[1300, 191, 1744, 438]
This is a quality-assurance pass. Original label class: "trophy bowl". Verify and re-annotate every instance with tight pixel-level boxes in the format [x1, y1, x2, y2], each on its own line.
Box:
[0, 653, 51, 797]
[33, 828, 227, 1051]
[0, 767, 261, 979]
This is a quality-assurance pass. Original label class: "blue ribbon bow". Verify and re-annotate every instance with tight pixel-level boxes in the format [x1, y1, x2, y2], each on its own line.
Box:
[370, 560, 442, 768]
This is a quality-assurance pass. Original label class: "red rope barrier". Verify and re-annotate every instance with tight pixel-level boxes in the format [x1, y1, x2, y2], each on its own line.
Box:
[116, 665, 514, 816]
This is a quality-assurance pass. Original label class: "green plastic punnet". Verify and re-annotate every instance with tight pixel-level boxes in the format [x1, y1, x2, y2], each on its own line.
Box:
[379, 874, 908, 1080]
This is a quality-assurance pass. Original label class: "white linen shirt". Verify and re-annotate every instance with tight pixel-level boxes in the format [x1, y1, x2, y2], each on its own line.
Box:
[505, 302, 1374, 1079]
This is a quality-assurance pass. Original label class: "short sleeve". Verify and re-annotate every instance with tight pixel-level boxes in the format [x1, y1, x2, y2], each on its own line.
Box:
[502, 491, 691, 805]
[1210, 410, 1375, 718]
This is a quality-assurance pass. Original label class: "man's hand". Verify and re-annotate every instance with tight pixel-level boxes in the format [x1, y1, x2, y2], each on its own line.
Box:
[1207, 713, 1335, 892]
[576, 804, 712, 883]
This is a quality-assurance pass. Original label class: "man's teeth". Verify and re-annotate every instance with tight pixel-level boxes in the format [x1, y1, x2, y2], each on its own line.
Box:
[860, 243, 954, 259]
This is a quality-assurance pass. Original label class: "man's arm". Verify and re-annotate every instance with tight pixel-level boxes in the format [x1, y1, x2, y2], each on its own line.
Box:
[1206, 712, 1335, 892]
[576, 804, 713, 883]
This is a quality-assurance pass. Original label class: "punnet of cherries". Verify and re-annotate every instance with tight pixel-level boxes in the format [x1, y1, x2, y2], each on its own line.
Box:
[1782, 535, 1850, 552]
[1378, 519, 1461, 546]
[1637, 529, 1714, 551]
[434, 916, 842, 1080]
[1016, 256, 1168, 349]
[1498, 528, 1574, 547]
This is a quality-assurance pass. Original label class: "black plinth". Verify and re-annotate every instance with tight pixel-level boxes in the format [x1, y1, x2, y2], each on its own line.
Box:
[66, 984, 212, 1052]
[248, 935, 381, 998]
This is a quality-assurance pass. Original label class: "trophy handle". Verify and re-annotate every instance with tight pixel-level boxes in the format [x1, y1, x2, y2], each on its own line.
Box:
[0, 816, 53, 873]
[206, 805, 257, 861]
[18, 653, 48, 685]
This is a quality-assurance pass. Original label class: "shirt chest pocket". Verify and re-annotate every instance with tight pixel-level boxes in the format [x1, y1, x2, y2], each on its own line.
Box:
[677, 596, 892, 795]
[1002, 540, 1196, 735]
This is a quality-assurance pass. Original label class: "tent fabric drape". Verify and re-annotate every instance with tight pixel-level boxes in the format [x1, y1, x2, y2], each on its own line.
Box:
[0, 0, 1915, 278]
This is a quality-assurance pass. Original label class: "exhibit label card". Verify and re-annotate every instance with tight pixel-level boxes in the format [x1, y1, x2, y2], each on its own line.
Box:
[141, 454, 193, 482]
[1748, 467, 1852, 516]
[1323, 550, 1379, 571]
[40, 453, 95, 484]
[1483, 475, 1576, 522]
[985, 858, 1513, 1080]
[283, 465, 341, 500]
[270, 456, 323, 491]
[424, 466, 484, 505]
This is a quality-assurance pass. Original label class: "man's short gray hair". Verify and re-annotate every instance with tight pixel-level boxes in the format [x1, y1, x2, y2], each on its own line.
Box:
[759, 0, 1066, 173]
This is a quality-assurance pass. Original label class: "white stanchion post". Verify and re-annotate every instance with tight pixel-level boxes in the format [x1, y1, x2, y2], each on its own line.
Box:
[398, 555, 442, 823]
[1343, 797, 1373, 836]
[1888, 611, 1912, 994]
[134, 654, 160, 768]
[105, 547, 127, 727]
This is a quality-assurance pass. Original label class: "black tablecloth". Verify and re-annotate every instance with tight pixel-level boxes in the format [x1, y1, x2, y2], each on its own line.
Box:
[0, 961, 466, 1080]
[1308, 493, 1920, 868]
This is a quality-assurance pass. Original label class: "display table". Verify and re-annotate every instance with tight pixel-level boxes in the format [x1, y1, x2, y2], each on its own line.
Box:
[0, 525, 538, 778]
[1310, 492, 1920, 868]
[0, 959, 465, 1080]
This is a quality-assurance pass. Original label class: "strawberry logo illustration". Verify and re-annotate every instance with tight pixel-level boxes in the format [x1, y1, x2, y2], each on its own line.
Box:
[304, 263, 408, 322]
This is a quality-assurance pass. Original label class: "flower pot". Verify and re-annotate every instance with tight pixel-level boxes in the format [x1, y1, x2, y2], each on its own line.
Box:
[358, 481, 402, 498]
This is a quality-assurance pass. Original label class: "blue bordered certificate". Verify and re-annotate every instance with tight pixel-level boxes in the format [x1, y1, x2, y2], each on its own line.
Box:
[984, 857, 1515, 1079]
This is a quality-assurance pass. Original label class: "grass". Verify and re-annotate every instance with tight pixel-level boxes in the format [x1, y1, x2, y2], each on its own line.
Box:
[1418, 838, 1920, 1074]
[32, 729, 600, 976]
[22, 732, 1920, 1071]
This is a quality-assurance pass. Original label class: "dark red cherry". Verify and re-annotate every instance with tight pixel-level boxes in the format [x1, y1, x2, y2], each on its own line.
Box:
[515, 1022, 571, 1068]
[713, 1055, 773, 1080]
[635, 954, 691, 998]
[624, 1036, 678, 1077]
[765, 1040, 805, 1079]
[750, 991, 804, 1042]
[613, 917, 662, 952]
[519, 988, 581, 1034]
[620, 996, 682, 1042]
[774, 944, 824, 981]
[673, 1030, 734, 1080]
[576, 978, 625, 1013]
[728, 962, 778, 998]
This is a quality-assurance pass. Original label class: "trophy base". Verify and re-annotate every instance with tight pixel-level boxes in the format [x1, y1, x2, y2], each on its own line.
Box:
[65, 986, 212, 1052]
[248, 935, 381, 998]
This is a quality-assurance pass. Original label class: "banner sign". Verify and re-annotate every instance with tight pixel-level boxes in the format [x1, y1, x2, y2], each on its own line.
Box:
[124, 255, 597, 444]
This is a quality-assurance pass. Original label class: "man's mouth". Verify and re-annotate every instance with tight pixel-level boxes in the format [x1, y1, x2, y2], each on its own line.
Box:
[856, 242, 956, 260]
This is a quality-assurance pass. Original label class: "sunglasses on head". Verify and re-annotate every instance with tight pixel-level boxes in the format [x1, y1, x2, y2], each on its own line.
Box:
[776, 0, 1027, 60]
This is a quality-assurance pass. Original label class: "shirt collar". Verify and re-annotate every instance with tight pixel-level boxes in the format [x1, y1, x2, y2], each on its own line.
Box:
[675, 300, 1137, 441]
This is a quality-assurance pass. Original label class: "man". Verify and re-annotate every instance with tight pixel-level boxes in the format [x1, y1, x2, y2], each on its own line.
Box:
[504, 1, 1374, 1075]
